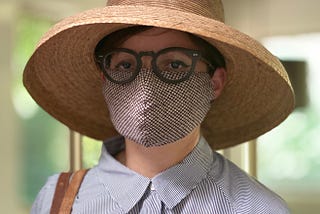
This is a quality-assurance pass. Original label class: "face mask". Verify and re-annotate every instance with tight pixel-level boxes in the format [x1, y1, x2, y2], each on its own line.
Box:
[103, 68, 214, 147]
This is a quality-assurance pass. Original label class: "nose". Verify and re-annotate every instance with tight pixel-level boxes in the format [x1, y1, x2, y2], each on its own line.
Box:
[140, 55, 153, 69]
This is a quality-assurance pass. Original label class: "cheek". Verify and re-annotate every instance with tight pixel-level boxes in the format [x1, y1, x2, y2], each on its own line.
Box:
[194, 61, 209, 73]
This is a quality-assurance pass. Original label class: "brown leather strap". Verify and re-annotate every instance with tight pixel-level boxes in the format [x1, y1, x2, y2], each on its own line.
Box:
[50, 172, 72, 214]
[59, 169, 89, 214]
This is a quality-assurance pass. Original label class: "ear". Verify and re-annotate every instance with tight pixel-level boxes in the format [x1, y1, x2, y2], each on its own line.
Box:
[211, 67, 227, 99]
[100, 72, 106, 82]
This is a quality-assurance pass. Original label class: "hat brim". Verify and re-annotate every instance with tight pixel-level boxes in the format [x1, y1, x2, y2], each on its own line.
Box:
[23, 5, 294, 149]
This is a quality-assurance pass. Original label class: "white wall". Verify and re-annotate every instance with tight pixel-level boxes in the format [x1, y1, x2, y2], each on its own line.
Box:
[224, 0, 320, 39]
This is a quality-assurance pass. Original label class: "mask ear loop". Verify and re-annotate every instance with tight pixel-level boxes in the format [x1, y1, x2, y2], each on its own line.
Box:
[211, 82, 216, 104]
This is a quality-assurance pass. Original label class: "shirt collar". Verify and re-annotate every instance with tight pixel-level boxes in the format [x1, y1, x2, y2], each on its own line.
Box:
[96, 136, 214, 212]
[97, 136, 150, 213]
[151, 136, 214, 208]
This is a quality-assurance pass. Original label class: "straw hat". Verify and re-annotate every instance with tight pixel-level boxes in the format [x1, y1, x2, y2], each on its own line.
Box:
[23, 0, 295, 149]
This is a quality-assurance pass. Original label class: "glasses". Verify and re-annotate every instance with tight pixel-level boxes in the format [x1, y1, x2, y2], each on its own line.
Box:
[96, 47, 216, 84]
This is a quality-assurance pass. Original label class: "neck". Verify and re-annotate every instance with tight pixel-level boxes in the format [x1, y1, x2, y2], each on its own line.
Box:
[117, 127, 200, 178]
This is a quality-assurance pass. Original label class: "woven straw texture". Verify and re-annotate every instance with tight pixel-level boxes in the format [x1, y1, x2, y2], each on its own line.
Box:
[23, 0, 294, 149]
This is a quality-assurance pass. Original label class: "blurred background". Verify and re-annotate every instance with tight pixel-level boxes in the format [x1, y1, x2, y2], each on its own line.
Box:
[0, 0, 319, 213]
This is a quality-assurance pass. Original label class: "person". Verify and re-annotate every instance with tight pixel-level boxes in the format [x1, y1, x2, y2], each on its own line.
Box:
[24, 0, 294, 213]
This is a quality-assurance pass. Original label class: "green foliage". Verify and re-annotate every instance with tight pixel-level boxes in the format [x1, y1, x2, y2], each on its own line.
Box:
[82, 137, 101, 168]
[258, 107, 320, 188]
[13, 15, 68, 205]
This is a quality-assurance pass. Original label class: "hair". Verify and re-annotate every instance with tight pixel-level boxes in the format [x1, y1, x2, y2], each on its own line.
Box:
[94, 26, 226, 75]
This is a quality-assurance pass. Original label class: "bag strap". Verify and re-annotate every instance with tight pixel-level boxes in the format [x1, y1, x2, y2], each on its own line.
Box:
[50, 172, 73, 214]
[50, 169, 89, 214]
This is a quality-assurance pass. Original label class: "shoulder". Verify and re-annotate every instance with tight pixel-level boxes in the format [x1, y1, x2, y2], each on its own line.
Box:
[207, 152, 290, 214]
[30, 168, 103, 214]
[30, 173, 60, 214]
[73, 167, 107, 203]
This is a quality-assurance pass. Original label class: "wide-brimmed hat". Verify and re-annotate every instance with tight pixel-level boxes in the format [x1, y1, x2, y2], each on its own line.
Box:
[23, 0, 294, 149]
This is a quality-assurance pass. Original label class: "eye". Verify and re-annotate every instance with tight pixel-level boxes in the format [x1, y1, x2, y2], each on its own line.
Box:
[116, 61, 132, 70]
[169, 60, 188, 69]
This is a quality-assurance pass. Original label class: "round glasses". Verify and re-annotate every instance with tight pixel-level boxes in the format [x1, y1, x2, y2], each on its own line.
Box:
[96, 47, 216, 84]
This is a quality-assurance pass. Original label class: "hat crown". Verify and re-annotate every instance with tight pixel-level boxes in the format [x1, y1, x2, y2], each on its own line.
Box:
[106, 0, 225, 22]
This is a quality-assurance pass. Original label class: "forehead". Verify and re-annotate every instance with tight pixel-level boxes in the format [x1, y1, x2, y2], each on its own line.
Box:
[119, 27, 200, 51]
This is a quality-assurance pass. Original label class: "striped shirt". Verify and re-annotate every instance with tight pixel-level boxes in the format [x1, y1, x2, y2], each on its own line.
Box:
[31, 136, 290, 213]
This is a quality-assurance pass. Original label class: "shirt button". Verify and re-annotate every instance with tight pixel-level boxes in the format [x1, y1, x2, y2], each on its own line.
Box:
[150, 183, 156, 191]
